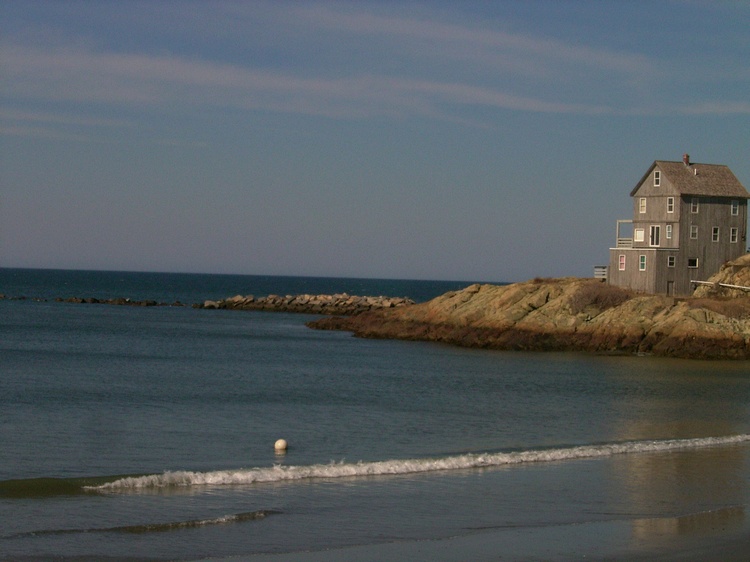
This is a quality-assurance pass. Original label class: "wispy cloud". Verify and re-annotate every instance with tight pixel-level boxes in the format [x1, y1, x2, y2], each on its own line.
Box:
[674, 101, 750, 115]
[0, 123, 90, 142]
[1, 42, 615, 121]
[0, 108, 132, 128]
[0, 105, 134, 142]
[2, 1, 748, 133]
[290, 4, 651, 77]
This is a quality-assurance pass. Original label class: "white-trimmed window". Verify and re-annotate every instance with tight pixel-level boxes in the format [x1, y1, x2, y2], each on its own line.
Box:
[654, 170, 660, 187]
[634, 228, 645, 243]
[688, 258, 699, 268]
[639, 255, 646, 271]
[731, 200, 739, 216]
[691, 197, 699, 213]
[690, 225, 698, 239]
[667, 197, 674, 213]
[639, 198, 647, 213]
[712, 227, 720, 242]
[666, 224, 672, 239]
[667, 256, 676, 268]
[619, 254, 626, 271]
[731, 227, 739, 243]
[649, 225, 660, 247]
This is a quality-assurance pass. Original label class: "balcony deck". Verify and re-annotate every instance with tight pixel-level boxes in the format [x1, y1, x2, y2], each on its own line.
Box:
[616, 238, 633, 248]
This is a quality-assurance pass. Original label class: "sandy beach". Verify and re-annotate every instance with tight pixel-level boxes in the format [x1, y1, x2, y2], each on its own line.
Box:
[220, 513, 750, 561]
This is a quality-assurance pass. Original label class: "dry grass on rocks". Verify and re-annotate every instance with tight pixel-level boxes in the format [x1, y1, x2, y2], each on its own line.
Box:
[566, 281, 635, 315]
[687, 297, 750, 320]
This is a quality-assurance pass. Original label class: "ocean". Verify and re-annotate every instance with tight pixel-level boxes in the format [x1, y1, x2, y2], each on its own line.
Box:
[2, 268, 750, 561]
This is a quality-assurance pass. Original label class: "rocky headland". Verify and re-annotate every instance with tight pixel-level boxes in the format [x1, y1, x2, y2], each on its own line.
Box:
[308, 259, 750, 360]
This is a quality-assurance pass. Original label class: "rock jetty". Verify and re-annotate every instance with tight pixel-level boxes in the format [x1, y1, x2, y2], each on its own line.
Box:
[308, 277, 750, 360]
[198, 293, 414, 315]
[1, 292, 413, 315]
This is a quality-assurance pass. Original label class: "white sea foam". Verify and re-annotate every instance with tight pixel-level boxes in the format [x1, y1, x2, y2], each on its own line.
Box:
[92, 434, 750, 492]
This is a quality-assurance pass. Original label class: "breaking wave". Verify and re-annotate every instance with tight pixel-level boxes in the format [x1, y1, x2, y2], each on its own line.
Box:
[91, 434, 750, 492]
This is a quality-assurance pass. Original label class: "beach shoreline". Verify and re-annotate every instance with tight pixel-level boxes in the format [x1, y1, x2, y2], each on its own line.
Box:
[208, 513, 750, 561]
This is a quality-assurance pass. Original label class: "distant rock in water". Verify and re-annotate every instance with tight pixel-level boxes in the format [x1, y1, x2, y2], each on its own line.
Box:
[308, 277, 750, 360]
[54, 297, 185, 307]
[196, 293, 415, 315]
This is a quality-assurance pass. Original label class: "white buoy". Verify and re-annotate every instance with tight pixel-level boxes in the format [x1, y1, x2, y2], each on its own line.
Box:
[274, 439, 288, 452]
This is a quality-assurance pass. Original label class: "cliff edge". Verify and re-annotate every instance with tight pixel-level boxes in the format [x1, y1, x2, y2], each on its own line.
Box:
[308, 277, 750, 359]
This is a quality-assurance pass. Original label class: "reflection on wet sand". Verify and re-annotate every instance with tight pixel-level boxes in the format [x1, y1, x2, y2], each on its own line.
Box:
[609, 379, 750, 550]
[632, 505, 745, 538]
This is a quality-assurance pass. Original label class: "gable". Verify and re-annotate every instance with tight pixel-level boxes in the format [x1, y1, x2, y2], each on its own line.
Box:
[630, 162, 679, 198]
[630, 160, 749, 199]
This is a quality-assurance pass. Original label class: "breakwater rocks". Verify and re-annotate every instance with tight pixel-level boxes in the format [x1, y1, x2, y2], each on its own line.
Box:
[199, 293, 415, 315]
[308, 277, 750, 360]
[1, 292, 414, 315]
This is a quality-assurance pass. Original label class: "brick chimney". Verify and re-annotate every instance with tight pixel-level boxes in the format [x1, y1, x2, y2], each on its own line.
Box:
[683, 153, 690, 166]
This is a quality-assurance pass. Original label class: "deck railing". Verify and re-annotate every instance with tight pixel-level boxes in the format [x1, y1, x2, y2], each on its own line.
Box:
[616, 238, 633, 248]
[615, 220, 633, 249]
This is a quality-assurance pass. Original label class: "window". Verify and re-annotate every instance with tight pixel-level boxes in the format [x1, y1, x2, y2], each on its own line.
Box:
[649, 225, 660, 247]
[666, 224, 672, 239]
[634, 228, 645, 242]
[712, 227, 720, 242]
[667, 197, 674, 213]
[639, 198, 647, 213]
[688, 258, 699, 268]
[732, 200, 739, 216]
[667, 256, 676, 268]
[691, 198, 699, 213]
[639, 255, 646, 271]
[731, 227, 739, 243]
[654, 170, 660, 187]
[690, 225, 698, 239]
[619, 255, 626, 271]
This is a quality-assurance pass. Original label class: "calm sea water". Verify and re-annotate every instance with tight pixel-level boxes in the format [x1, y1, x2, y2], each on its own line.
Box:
[2, 268, 750, 561]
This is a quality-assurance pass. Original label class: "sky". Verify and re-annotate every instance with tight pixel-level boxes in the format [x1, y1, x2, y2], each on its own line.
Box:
[1, 0, 748, 283]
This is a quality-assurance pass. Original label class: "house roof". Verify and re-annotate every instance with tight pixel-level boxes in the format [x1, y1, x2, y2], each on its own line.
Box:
[630, 160, 750, 198]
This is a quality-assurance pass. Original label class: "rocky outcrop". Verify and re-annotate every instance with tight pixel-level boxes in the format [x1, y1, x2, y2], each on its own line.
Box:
[197, 293, 414, 315]
[308, 277, 750, 359]
[693, 254, 750, 298]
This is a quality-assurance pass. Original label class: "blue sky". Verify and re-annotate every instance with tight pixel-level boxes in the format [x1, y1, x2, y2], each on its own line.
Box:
[1, 0, 748, 282]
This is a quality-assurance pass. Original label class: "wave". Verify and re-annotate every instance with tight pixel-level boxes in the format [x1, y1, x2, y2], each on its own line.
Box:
[5, 510, 278, 539]
[3, 435, 747, 499]
[0, 475, 138, 499]
[91, 434, 750, 492]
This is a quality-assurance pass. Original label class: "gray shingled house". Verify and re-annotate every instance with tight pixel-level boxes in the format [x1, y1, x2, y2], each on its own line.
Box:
[607, 154, 749, 296]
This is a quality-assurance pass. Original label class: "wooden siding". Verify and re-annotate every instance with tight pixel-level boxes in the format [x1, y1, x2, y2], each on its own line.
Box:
[610, 159, 747, 296]
[677, 196, 747, 288]
[607, 248, 657, 294]
[609, 195, 747, 296]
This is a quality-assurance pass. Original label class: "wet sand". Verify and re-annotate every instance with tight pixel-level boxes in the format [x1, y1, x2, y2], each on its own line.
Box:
[214, 512, 750, 561]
